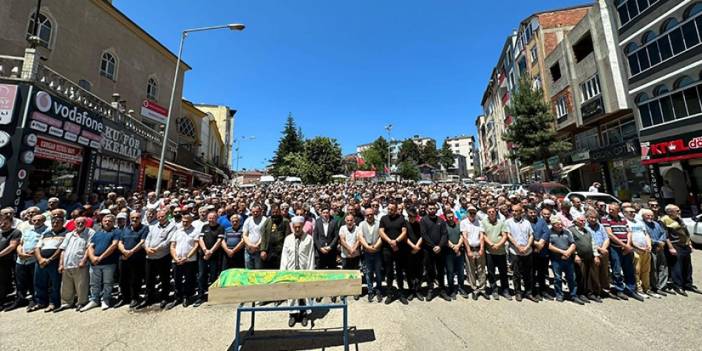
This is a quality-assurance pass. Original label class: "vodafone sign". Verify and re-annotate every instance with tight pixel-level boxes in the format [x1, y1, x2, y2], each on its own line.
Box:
[140, 99, 168, 124]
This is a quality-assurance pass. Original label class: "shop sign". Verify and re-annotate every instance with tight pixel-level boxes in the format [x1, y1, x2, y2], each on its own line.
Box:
[29, 90, 103, 149]
[591, 139, 638, 162]
[100, 119, 143, 161]
[641, 131, 702, 165]
[35, 136, 83, 165]
[533, 160, 545, 170]
[547, 155, 560, 168]
[141, 100, 168, 124]
[571, 150, 590, 162]
[0, 84, 18, 124]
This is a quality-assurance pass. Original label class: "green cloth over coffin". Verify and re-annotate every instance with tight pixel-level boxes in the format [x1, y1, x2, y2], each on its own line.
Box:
[215, 269, 361, 288]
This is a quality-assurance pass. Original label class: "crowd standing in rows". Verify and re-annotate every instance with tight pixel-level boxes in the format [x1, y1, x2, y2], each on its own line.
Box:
[0, 182, 699, 320]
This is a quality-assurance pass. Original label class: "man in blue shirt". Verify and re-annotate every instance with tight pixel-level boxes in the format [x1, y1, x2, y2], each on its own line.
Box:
[641, 208, 668, 297]
[81, 215, 119, 312]
[14, 214, 46, 311]
[548, 216, 585, 305]
[527, 206, 551, 300]
[117, 211, 149, 308]
[585, 210, 611, 299]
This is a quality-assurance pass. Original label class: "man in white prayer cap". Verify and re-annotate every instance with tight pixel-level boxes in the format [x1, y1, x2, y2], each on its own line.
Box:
[281, 216, 315, 327]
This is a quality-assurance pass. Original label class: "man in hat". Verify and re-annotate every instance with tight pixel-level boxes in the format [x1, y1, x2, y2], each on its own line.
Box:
[281, 216, 315, 327]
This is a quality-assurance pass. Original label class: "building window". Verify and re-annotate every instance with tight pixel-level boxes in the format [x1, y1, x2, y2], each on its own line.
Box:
[550, 62, 562, 82]
[602, 118, 636, 146]
[637, 77, 702, 130]
[177, 117, 196, 138]
[530, 46, 538, 63]
[580, 75, 601, 102]
[555, 95, 568, 118]
[147, 77, 158, 100]
[26, 12, 53, 48]
[78, 79, 92, 92]
[572, 32, 594, 62]
[100, 52, 117, 80]
[626, 8, 702, 78]
[575, 128, 599, 150]
[616, 0, 661, 28]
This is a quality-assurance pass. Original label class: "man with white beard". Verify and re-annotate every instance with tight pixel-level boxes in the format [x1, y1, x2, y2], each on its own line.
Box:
[281, 216, 315, 327]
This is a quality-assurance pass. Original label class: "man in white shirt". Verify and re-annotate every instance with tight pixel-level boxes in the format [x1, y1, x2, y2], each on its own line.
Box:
[460, 205, 487, 300]
[281, 216, 315, 327]
[359, 208, 383, 303]
[504, 204, 535, 302]
[242, 205, 266, 269]
[569, 197, 586, 219]
[167, 214, 199, 309]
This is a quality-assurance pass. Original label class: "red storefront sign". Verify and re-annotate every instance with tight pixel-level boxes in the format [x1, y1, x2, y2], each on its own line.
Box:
[140, 100, 168, 123]
[352, 170, 376, 179]
[35, 136, 83, 165]
[641, 132, 702, 165]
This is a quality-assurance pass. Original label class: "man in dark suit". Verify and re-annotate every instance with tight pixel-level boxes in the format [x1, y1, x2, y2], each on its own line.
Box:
[313, 207, 339, 270]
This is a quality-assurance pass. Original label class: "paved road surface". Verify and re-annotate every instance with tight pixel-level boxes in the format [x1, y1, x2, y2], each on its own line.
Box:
[2, 250, 701, 351]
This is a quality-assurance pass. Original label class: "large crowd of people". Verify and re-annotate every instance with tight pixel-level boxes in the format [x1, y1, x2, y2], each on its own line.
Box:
[0, 182, 699, 322]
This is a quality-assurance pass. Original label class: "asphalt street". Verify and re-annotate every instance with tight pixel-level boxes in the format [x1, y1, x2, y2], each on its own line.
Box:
[2, 249, 701, 351]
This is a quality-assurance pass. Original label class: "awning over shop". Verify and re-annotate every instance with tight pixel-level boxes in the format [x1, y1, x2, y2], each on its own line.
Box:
[519, 165, 533, 173]
[560, 163, 587, 178]
[193, 171, 213, 184]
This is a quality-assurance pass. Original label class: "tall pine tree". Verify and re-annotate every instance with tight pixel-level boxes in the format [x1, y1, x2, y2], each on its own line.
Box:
[439, 140, 455, 171]
[420, 140, 439, 167]
[503, 76, 571, 180]
[271, 113, 304, 177]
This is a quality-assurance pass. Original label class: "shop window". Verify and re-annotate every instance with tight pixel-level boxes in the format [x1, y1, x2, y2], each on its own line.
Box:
[26, 12, 52, 48]
[100, 51, 118, 80]
[147, 77, 158, 100]
[572, 32, 594, 62]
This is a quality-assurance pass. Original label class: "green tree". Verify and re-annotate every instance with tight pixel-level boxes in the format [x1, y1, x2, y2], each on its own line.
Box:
[360, 147, 384, 171]
[370, 136, 390, 167]
[398, 139, 420, 164]
[503, 76, 571, 180]
[397, 161, 420, 181]
[420, 140, 439, 167]
[271, 113, 305, 177]
[275, 152, 309, 178]
[439, 140, 455, 171]
[302, 137, 342, 184]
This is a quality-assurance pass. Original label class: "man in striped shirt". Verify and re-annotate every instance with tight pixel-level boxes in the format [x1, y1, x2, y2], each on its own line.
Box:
[601, 203, 643, 301]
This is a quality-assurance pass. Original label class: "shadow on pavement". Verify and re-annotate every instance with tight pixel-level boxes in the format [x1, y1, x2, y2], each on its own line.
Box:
[229, 327, 376, 350]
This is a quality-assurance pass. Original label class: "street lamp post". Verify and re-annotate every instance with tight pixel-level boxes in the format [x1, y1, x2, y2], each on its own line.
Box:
[155, 23, 245, 196]
[384, 124, 393, 177]
[235, 135, 256, 173]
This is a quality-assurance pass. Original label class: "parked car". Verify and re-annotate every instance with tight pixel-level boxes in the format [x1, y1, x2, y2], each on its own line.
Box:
[417, 180, 433, 185]
[566, 192, 622, 205]
[683, 214, 702, 246]
[527, 182, 571, 197]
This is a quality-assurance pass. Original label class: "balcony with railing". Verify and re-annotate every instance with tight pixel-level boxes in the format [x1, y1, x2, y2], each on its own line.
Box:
[626, 9, 702, 79]
[637, 79, 702, 133]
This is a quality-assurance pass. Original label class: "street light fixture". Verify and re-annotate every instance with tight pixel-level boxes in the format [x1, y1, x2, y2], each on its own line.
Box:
[235, 135, 256, 173]
[155, 23, 245, 196]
